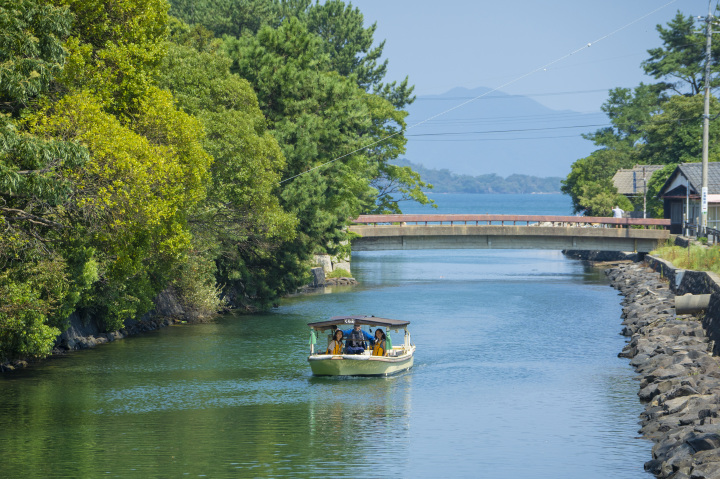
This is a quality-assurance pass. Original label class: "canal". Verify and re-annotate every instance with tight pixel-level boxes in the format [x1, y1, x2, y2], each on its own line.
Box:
[0, 194, 651, 478]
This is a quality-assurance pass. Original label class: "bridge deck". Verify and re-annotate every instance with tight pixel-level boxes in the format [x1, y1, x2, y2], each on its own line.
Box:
[353, 214, 669, 228]
[349, 215, 670, 253]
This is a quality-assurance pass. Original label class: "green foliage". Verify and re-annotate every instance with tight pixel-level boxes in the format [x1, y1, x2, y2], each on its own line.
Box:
[639, 164, 676, 218]
[222, 18, 375, 299]
[635, 94, 720, 165]
[0, 250, 98, 361]
[564, 10, 720, 217]
[158, 21, 297, 310]
[304, 0, 387, 91]
[326, 268, 351, 279]
[32, 89, 211, 330]
[172, 252, 226, 319]
[652, 243, 720, 273]
[167, 0, 279, 38]
[562, 148, 634, 214]
[0, 0, 72, 115]
[642, 11, 720, 95]
[56, 0, 170, 115]
[1, 0, 438, 356]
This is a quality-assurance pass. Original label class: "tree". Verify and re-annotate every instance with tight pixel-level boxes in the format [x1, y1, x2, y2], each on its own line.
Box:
[564, 9, 720, 217]
[0, 0, 98, 360]
[642, 11, 720, 96]
[31, 89, 211, 329]
[562, 149, 634, 215]
[634, 94, 720, 165]
[158, 21, 297, 311]
[303, 0, 414, 109]
[54, 0, 170, 115]
[167, 0, 279, 38]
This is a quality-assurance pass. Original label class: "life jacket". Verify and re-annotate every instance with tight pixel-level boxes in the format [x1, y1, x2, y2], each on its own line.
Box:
[372, 341, 385, 356]
[347, 329, 366, 348]
[327, 340, 343, 355]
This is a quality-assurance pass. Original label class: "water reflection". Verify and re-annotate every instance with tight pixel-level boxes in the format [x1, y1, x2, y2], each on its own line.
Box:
[306, 374, 413, 457]
[0, 249, 650, 478]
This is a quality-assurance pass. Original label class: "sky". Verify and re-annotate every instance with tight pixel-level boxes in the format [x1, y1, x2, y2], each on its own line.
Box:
[349, 0, 716, 113]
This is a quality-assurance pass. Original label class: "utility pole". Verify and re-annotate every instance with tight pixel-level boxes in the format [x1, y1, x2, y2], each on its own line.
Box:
[643, 166, 647, 219]
[701, 0, 713, 234]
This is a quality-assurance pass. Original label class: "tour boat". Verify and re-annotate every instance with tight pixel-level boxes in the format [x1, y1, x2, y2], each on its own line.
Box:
[307, 315, 415, 376]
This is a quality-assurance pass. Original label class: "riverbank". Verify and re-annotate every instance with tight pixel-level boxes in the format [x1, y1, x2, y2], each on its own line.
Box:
[1, 271, 358, 373]
[605, 260, 720, 478]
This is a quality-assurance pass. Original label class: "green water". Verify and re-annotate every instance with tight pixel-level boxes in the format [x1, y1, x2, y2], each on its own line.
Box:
[0, 250, 650, 478]
[0, 195, 652, 478]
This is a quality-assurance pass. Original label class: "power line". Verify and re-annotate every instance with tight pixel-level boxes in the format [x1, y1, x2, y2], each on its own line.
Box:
[278, 0, 680, 185]
[406, 124, 611, 137]
[421, 112, 607, 125]
[414, 88, 611, 101]
[411, 134, 593, 142]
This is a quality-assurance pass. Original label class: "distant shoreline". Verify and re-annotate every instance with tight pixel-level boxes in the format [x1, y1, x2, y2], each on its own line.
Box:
[397, 159, 563, 195]
[419, 191, 562, 195]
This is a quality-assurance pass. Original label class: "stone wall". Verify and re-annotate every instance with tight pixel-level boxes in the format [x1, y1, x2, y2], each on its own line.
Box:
[644, 255, 720, 357]
[313, 253, 351, 275]
[607, 262, 720, 478]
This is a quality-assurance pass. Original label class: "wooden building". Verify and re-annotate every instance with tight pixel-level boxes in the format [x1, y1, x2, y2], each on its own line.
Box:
[658, 163, 720, 234]
[611, 164, 664, 218]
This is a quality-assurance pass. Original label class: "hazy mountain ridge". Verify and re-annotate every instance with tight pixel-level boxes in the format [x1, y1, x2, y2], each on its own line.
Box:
[395, 158, 562, 194]
[404, 87, 601, 177]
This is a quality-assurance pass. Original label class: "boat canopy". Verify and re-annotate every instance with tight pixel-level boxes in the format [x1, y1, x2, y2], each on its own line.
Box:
[308, 315, 410, 330]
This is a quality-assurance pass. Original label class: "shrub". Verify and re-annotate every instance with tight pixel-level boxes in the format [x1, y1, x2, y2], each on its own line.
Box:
[327, 268, 352, 279]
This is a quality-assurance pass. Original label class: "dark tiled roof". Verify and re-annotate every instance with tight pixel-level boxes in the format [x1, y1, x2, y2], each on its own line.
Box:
[612, 165, 664, 194]
[677, 162, 720, 194]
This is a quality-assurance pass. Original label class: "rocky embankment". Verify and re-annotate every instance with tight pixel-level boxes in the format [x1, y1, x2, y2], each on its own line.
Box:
[607, 262, 720, 478]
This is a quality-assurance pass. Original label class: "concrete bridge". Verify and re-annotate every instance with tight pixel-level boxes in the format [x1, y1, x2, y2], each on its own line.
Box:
[349, 215, 671, 253]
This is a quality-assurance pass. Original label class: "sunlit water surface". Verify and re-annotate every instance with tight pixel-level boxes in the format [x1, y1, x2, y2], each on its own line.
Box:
[0, 194, 651, 478]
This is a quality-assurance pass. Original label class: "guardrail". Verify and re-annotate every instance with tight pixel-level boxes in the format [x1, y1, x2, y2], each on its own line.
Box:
[686, 223, 720, 244]
[353, 214, 671, 229]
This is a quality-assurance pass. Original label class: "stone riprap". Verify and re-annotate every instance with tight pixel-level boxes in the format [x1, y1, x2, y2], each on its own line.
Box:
[607, 262, 720, 478]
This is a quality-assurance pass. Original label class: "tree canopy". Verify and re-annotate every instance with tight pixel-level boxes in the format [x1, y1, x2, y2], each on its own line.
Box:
[563, 9, 720, 217]
[1, 0, 432, 360]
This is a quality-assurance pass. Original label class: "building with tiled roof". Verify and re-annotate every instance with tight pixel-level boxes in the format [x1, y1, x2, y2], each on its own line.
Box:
[658, 162, 720, 233]
[612, 165, 664, 196]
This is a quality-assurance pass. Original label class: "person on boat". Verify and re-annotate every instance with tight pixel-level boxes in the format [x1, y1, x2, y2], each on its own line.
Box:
[372, 329, 386, 356]
[344, 323, 372, 354]
[326, 325, 338, 349]
[326, 329, 344, 355]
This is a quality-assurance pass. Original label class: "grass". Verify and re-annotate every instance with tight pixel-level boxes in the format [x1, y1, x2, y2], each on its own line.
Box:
[326, 268, 352, 279]
[651, 241, 720, 274]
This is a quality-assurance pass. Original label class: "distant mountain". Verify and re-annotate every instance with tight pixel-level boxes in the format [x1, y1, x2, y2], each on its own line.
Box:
[403, 87, 602, 177]
[395, 159, 562, 194]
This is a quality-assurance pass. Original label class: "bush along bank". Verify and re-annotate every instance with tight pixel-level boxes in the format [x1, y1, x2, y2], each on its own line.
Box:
[2, 267, 359, 373]
[0, 286, 201, 373]
[606, 261, 720, 478]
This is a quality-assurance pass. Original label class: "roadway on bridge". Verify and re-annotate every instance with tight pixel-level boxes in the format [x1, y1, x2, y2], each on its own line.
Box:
[349, 215, 671, 253]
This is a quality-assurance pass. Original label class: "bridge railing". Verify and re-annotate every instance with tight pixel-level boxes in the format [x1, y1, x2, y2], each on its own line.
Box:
[352, 214, 670, 229]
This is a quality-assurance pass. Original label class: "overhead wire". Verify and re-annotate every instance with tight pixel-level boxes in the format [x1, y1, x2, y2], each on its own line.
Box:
[278, 0, 680, 185]
[407, 112, 714, 142]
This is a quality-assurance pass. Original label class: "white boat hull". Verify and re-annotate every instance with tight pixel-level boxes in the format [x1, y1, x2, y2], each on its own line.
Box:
[308, 347, 415, 376]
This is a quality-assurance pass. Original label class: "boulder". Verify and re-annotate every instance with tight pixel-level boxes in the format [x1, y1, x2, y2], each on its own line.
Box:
[310, 267, 325, 288]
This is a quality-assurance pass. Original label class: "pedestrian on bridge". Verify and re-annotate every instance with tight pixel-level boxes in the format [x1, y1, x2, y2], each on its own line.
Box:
[612, 205, 624, 228]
